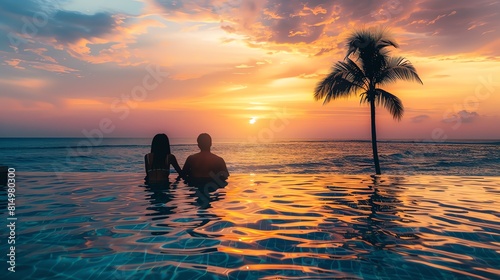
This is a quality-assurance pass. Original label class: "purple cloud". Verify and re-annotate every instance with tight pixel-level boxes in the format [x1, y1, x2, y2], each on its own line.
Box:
[443, 110, 480, 124]
[411, 114, 430, 123]
[151, 0, 498, 57]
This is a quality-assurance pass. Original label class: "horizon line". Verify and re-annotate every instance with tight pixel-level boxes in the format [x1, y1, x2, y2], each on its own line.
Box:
[1, 137, 499, 142]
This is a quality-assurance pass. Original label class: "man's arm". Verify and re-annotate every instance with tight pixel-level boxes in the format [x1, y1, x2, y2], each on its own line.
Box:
[219, 157, 229, 179]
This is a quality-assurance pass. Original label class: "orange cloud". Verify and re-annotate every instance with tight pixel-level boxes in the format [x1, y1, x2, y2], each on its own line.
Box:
[0, 77, 51, 89]
[4, 59, 25, 69]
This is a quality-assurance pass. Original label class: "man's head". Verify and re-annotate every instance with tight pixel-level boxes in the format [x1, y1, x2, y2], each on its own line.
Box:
[197, 133, 212, 151]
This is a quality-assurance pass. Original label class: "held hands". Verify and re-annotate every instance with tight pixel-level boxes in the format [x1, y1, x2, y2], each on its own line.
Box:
[175, 170, 186, 181]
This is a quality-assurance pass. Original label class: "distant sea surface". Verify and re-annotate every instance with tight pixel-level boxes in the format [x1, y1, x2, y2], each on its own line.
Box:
[1, 138, 499, 176]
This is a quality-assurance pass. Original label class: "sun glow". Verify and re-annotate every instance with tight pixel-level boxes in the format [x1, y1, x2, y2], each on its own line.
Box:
[249, 117, 257, 124]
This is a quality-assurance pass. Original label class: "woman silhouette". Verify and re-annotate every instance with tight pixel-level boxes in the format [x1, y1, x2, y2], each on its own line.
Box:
[144, 134, 183, 185]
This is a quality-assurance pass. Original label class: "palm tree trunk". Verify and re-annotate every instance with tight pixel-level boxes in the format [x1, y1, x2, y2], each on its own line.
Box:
[370, 100, 381, 174]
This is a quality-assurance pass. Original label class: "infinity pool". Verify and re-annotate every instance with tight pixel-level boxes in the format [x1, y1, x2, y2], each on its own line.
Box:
[1, 173, 499, 279]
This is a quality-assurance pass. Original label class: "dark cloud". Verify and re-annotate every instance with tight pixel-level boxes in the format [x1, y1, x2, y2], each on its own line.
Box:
[154, 0, 232, 16]
[457, 110, 479, 123]
[154, 0, 337, 43]
[335, 0, 416, 24]
[432, 74, 450, 78]
[316, 0, 499, 56]
[155, 0, 186, 11]
[396, 0, 500, 55]
[46, 11, 117, 43]
[245, 0, 417, 44]
[0, 0, 50, 17]
[151, 0, 498, 56]
[442, 110, 479, 124]
[314, 47, 334, 56]
[0, 0, 118, 49]
[220, 24, 236, 33]
[260, 0, 334, 43]
[411, 114, 430, 123]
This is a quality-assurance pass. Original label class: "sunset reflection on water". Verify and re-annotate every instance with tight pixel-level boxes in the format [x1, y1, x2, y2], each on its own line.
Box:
[6, 173, 500, 279]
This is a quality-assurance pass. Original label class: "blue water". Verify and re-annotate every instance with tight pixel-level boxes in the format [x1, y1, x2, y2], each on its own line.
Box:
[1, 138, 499, 176]
[1, 173, 499, 279]
[1, 138, 500, 279]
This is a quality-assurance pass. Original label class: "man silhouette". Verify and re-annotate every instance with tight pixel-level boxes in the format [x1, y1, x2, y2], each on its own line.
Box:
[182, 133, 229, 186]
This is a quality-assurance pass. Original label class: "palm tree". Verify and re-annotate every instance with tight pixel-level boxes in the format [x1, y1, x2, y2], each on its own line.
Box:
[314, 29, 422, 174]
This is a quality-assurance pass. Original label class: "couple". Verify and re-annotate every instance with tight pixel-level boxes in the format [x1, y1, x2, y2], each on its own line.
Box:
[144, 133, 229, 186]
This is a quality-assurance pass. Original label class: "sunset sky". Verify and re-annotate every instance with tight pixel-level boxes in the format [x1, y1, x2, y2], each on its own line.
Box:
[1, 0, 499, 140]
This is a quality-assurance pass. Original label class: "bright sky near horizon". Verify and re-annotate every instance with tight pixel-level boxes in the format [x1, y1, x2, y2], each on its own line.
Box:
[0, 0, 499, 140]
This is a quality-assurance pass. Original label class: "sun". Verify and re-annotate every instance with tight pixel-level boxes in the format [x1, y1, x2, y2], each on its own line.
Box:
[249, 117, 257, 124]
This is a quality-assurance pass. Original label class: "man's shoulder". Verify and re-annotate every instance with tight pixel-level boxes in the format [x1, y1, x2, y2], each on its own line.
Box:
[210, 153, 225, 161]
[187, 152, 202, 160]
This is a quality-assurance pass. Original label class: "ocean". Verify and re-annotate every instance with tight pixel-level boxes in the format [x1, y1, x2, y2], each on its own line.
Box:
[1, 138, 500, 279]
[1, 138, 499, 176]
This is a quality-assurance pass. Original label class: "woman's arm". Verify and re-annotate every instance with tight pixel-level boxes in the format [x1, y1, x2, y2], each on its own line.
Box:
[144, 154, 149, 184]
[169, 154, 184, 179]
[144, 154, 149, 174]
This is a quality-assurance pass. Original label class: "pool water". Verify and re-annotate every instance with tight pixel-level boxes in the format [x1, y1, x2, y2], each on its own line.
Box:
[1, 173, 499, 279]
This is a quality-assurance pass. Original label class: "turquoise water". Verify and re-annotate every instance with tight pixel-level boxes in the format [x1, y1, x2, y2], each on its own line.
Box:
[1, 173, 499, 279]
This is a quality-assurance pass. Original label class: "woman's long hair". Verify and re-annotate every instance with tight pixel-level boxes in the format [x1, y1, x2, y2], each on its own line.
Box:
[150, 134, 171, 169]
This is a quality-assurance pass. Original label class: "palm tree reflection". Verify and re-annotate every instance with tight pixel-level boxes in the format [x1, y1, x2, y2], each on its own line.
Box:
[331, 176, 420, 250]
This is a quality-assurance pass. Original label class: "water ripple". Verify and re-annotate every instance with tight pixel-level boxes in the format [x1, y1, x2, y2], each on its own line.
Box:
[1, 173, 499, 279]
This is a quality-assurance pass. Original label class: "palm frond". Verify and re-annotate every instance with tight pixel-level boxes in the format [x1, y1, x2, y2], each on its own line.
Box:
[314, 61, 367, 105]
[377, 39, 398, 50]
[375, 89, 404, 120]
[359, 91, 370, 105]
[346, 29, 398, 58]
[377, 56, 423, 85]
[337, 58, 368, 88]
[345, 30, 398, 81]
[315, 29, 421, 124]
